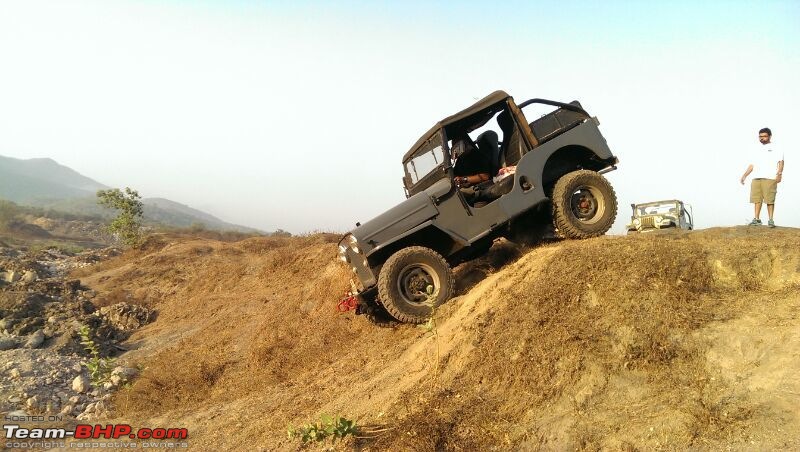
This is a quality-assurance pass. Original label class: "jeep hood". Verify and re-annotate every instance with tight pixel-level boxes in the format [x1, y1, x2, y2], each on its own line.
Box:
[351, 191, 439, 257]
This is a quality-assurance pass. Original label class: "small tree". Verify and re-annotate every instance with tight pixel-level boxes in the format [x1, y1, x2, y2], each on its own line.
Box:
[97, 187, 144, 247]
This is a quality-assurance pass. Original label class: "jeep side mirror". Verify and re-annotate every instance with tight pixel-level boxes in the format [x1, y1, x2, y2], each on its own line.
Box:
[630, 203, 635, 212]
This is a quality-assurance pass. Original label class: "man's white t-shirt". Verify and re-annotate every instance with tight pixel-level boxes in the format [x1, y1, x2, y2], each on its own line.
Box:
[751, 142, 783, 179]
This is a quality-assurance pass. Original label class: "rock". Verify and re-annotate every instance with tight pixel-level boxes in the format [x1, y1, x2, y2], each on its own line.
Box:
[26, 395, 40, 409]
[25, 330, 45, 349]
[21, 271, 38, 284]
[59, 404, 74, 416]
[72, 363, 83, 373]
[94, 400, 108, 415]
[0, 336, 18, 351]
[9, 368, 21, 379]
[7, 410, 29, 417]
[5, 270, 20, 283]
[84, 402, 96, 413]
[110, 366, 138, 386]
[8, 396, 21, 403]
[0, 318, 13, 332]
[99, 303, 155, 331]
[72, 375, 90, 393]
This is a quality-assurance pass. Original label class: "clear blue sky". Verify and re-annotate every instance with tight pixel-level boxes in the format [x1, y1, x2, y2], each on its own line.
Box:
[1, 0, 798, 232]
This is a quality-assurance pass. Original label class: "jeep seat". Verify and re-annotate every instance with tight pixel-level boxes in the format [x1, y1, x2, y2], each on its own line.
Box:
[497, 111, 523, 166]
[475, 130, 500, 176]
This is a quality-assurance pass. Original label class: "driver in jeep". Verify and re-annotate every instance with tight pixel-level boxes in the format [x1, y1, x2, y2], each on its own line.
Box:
[451, 133, 492, 204]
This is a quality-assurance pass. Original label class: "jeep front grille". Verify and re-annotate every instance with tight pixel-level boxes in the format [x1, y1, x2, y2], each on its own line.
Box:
[641, 217, 656, 228]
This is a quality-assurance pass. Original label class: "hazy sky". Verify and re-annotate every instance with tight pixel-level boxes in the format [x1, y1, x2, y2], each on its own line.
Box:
[1, 1, 798, 233]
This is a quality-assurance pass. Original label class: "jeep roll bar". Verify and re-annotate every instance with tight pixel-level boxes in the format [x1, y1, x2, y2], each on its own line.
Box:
[517, 98, 589, 116]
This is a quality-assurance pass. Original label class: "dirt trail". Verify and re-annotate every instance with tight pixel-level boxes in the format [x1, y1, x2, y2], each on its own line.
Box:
[68, 227, 800, 450]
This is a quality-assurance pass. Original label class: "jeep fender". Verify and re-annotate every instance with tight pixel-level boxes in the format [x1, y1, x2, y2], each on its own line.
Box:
[499, 119, 615, 219]
[366, 220, 467, 262]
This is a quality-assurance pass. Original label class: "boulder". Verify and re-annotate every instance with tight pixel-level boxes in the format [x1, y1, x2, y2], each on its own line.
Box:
[21, 271, 38, 284]
[110, 366, 139, 386]
[2, 270, 20, 283]
[0, 335, 18, 351]
[99, 303, 155, 331]
[72, 375, 90, 393]
[25, 330, 45, 349]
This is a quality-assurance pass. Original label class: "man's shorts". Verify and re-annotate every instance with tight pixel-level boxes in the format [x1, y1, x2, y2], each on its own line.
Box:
[750, 178, 778, 204]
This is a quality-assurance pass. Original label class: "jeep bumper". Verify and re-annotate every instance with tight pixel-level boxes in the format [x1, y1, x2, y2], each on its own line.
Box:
[337, 234, 377, 289]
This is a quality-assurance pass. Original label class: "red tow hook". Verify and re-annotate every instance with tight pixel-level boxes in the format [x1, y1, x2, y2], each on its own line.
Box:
[336, 291, 359, 312]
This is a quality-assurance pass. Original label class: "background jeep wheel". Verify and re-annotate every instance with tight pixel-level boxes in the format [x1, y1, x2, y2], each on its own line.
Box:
[377, 246, 454, 324]
[552, 170, 617, 239]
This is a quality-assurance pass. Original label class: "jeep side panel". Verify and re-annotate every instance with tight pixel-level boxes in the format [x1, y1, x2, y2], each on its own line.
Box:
[498, 119, 615, 219]
[430, 191, 510, 244]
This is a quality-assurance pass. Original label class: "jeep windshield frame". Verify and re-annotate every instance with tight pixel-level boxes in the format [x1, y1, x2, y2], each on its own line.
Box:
[403, 130, 448, 194]
[633, 200, 682, 216]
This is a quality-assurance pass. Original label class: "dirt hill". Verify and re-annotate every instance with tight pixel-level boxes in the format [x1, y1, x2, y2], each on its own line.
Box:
[65, 227, 800, 450]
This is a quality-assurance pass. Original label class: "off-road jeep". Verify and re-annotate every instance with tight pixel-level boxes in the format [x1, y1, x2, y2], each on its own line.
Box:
[626, 200, 693, 234]
[338, 91, 619, 323]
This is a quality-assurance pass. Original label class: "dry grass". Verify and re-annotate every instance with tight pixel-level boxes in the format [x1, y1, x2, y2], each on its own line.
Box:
[371, 229, 799, 449]
[71, 227, 800, 450]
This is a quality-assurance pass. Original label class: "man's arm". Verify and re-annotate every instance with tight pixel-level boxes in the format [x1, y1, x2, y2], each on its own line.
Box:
[456, 173, 491, 187]
[776, 159, 784, 183]
[740, 164, 753, 185]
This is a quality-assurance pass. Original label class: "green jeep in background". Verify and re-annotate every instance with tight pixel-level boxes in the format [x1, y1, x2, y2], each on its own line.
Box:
[338, 90, 620, 323]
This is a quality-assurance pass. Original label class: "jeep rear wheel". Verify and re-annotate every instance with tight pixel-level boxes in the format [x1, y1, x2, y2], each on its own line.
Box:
[377, 246, 454, 324]
[552, 170, 617, 239]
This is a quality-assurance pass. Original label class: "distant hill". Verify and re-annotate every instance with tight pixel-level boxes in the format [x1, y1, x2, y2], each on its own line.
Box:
[0, 156, 108, 202]
[0, 155, 261, 233]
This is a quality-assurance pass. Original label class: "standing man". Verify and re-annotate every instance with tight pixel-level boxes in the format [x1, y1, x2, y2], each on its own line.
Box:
[740, 128, 785, 227]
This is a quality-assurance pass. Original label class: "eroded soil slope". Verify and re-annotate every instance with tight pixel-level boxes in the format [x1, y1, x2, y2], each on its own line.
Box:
[74, 228, 800, 450]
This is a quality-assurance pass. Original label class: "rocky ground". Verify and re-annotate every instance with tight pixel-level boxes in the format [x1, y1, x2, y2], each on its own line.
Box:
[0, 246, 152, 422]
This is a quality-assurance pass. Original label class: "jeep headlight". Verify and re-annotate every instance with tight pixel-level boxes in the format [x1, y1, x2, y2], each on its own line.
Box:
[348, 235, 360, 254]
[654, 216, 663, 223]
[633, 219, 641, 226]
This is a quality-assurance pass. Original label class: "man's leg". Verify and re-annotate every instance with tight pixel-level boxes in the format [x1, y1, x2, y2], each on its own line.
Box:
[750, 180, 763, 224]
[765, 179, 777, 224]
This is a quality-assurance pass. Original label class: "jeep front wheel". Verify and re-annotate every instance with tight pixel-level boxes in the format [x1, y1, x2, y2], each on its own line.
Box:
[552, 170, 617, 239]
[377, 246, 454, 324]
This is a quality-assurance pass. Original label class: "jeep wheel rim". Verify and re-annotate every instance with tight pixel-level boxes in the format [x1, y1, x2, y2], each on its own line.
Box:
[570, 186, 605, 224]
[397, 263, 439, 305]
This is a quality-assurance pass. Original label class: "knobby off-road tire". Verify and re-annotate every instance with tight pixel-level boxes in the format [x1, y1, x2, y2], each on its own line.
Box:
[552, 170, 617, 239]
[363, 303, 399, 328]
[377, 246, 455, 324]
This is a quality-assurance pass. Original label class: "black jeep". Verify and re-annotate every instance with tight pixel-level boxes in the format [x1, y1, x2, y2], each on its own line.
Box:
[338, 90, 619, 323]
